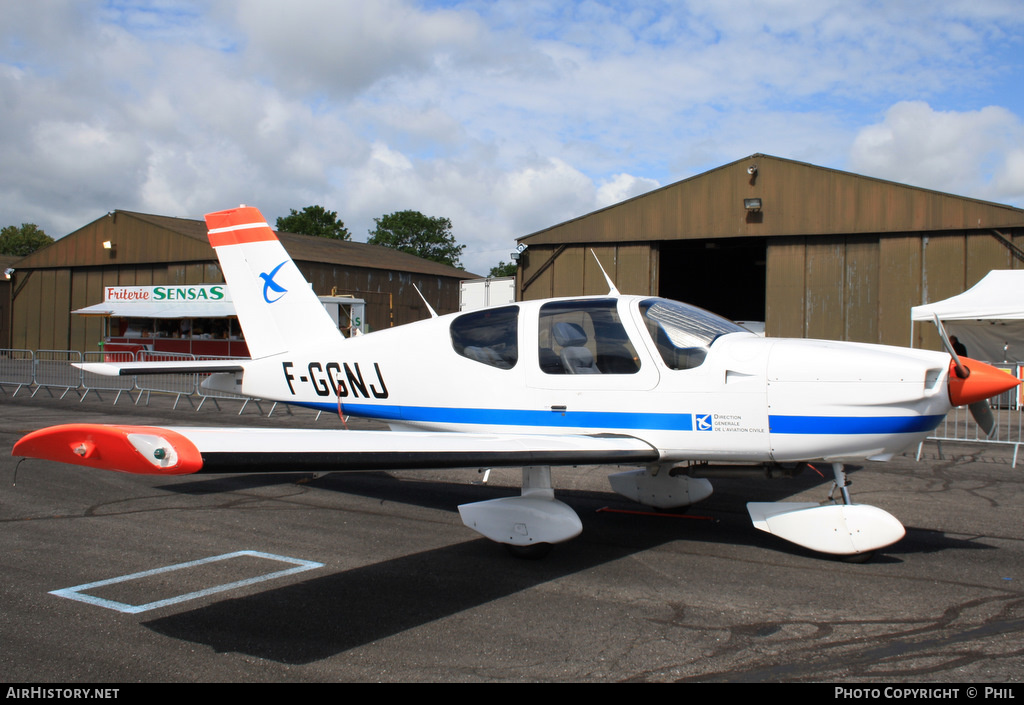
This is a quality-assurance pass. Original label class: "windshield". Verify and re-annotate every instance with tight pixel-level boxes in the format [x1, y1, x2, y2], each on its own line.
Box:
[639, 298, 748, 370]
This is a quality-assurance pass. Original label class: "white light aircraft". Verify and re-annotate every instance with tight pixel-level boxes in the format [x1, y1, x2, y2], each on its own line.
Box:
[14, 207, 1020, 560]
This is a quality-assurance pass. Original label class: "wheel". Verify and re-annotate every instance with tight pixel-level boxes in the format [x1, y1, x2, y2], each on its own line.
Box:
[839, 550, 875, 564]
[504, 542, 553, 560]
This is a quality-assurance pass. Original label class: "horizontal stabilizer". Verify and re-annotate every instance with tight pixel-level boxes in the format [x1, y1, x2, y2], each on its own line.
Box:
[76, 361, 245, 377]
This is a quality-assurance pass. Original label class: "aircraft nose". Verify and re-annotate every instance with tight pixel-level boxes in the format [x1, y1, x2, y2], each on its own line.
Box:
[947, 358, 1020, 407]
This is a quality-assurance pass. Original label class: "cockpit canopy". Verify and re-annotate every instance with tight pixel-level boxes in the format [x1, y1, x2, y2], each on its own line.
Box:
[449, 297, 748, 373]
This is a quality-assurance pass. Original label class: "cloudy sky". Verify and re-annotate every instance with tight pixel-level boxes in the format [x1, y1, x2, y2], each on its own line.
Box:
[2, 1, 1023, 274]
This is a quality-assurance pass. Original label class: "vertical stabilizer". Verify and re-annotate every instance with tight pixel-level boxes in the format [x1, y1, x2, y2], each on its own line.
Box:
[205, 206, 343, 358]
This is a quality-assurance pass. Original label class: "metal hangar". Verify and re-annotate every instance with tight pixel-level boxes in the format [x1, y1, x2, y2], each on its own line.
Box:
[516, 154, 1024, 350]
[8, 210, 471, 353]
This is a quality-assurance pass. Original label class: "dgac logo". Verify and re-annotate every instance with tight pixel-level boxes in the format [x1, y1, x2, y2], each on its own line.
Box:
[259, 261, 288, 303]
[695, 414, 713, 431]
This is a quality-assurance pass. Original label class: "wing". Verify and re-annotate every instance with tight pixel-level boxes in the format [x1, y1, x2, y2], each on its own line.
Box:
[13, 424, 660, 475]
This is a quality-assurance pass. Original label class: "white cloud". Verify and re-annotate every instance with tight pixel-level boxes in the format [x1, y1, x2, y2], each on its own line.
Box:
[596, 174, 660, 208]
[499, 158, 594, 228]
[850, 101, 1024, 205]
[234, 0, 485, 97]
[993, 149, 1024, 204]
[1, 0, 1022, 268]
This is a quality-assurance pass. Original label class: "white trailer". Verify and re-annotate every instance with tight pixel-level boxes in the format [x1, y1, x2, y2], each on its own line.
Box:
[460, 277, 515, 311]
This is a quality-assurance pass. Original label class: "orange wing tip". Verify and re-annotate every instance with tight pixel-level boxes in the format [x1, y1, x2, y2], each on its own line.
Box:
[205, 206, 278, 247]
[13, 424, 203, 475]
[948, 358, 1022, 407]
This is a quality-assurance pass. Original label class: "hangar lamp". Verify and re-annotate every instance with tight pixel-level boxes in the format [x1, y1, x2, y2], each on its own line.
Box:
[744, 198, 762, 212]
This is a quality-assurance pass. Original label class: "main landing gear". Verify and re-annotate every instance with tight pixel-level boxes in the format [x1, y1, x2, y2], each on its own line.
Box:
[457, 462, 905, 561]
[457, 466, 581, 558]
[747, 462, 905, 561]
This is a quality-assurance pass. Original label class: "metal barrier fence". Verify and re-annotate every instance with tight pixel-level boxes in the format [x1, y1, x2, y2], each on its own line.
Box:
[195, 355, 276, 415]
[33, 350, 83, 399]
[134, 349, 200, 408]
[0, 349, 34, 396]
[81, 350, 136, 403]
[0, 347, 281, 417]
[921, 404, 1024, 467]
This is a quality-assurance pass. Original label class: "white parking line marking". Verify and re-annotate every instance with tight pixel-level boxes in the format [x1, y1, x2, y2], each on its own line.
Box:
[49, 550, 324, 614]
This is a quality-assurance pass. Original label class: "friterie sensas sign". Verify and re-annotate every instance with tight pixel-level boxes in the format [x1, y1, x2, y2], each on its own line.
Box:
[104, 285, 230, 303]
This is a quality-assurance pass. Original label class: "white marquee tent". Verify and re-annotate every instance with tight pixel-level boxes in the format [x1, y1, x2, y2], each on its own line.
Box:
[911, 270, 1024, 363]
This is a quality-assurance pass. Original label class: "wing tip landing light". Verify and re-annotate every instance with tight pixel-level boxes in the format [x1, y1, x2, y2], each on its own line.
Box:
[13, 424, 203, 475]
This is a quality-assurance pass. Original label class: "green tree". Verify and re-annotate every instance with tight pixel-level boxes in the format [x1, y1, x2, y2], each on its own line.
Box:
[489, 261, 517, 277]
[0, 223, 53, 257]
[367, 210, 465, 268]
[276, 205, 351, 241]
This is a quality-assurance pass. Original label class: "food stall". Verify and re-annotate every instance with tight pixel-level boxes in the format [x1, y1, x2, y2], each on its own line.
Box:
[74, 284, 365, 358]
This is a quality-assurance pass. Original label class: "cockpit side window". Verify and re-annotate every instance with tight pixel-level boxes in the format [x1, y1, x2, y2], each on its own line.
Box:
[450, 306, 519, 369]
[539, 299, 640, 374]
[639, 298, 747, 370]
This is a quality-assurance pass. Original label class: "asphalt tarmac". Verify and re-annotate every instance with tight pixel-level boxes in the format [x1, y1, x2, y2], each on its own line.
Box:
[1, 390, 1022, 683]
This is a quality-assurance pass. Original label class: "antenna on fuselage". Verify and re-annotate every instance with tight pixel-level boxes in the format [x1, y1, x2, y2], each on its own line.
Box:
[590, 249, 620, 295]
[413, 283, 438, 318]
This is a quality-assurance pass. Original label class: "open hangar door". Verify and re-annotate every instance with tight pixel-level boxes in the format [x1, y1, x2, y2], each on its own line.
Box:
[657, 237, 767, 325]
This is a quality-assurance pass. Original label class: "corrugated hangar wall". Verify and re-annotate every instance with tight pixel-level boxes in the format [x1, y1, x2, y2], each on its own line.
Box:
[518, 154, 1024, 350]
[13, 261, 224, 353]
[766, 230, 1021, 349]
[520, 243, 657, 300]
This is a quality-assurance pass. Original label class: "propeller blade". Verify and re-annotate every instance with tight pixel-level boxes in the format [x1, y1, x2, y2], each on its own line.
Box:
[932, 314, 1017, 430]
[969, 400, 997, 437]
[933, 314, 968, 378]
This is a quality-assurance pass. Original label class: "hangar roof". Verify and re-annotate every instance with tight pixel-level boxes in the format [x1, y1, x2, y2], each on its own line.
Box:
[15, 210, 473, 279]
[520, 154, 1024, 246]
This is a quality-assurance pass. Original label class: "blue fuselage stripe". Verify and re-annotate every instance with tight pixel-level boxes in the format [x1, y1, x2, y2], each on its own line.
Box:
[295, 402, 943, 436]
[768, 414, 945, 435]
[303, 402, 695, 431]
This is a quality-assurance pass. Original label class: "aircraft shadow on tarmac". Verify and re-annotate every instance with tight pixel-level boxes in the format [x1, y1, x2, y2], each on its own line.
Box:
[141, 470, 988, 664]
[141, 481, 754, 665]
